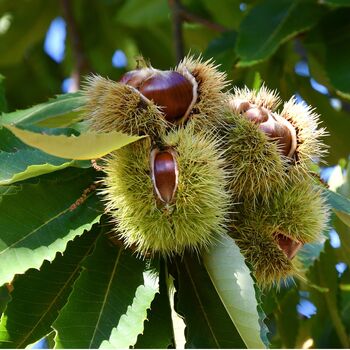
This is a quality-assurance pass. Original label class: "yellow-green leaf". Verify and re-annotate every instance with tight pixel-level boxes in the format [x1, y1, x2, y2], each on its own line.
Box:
[203, 235, 267, 349]
[4, 125, 145, 160]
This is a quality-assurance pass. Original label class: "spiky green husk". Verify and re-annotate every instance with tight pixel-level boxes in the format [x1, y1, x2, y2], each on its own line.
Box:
[230, 85, 281, 112]
[281, 97, 328, 168]
[225, 110, 287, 202]
[225, 87, 288, 202]
[176, 56, 230, 129]
[102, 124, 231, 256]
[82, 75, 167, 137]
[230, 179, 329, 287]
[229, 87, 327, 170]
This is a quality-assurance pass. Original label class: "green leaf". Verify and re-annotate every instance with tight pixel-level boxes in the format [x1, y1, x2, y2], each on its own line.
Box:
[0, 149, 76, 185]
[174, 254, 246, 349]
[274, 289, 299, 348]
[0, 75, 7, 113]
[334, 216, 350, 267]
[204, 31, 237, 74]
[308, 241, 349, 348]
[53, 235, 146, 348]
[0, 127, 27, 152]
[0, 226, 101, 348]
[0, 286, 11, 316]
[298, 241, 325, 269]
[202, 0, 244, 29]
[303, 9, 350, 99]
[236, 0, 325, 66]
[203, 235, 268, 349]
[4, 125, 145, 160]
[0, 168, 103, 286]
[100, 271, 158, 349]
[0, 125, 90, 185]
[0, 185, 20, 198]
[0, 93, 85, 128]
[323, 0, 350, 7]
[332, 162, 350, 265]
[115, 0, 169, 28]
[323, 10, 350, 99]
[325, 189, 350, 227]
[135, 261, 174, 349]
[335, 211, 350, 227]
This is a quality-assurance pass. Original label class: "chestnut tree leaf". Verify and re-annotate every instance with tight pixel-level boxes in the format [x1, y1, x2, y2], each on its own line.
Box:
[0, 126, 89, 185]
[4, 125, 144, 160]
[0, 168, 103, 286]
[0, 149, 75, 185]
[323, 10, 350, 100]
[100, 271, 158, 349]
[135, 262, 174, 349]
[236, 0, 326, 66]
[0, 286, 11, 317]
[0, 92, 85, 128]
[325, 189, 350, 228]
[53, 234, 146, 349]
[274, 289, 300, 348]
[174, 254, 246, 349]
[115, 0, 168, 28]
[307, 241, 349, 348]
[203, 234, 268, 349]
[0, 227, 100, 348]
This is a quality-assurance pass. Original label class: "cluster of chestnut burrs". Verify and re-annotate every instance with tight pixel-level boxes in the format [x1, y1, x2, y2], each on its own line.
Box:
[83, 56, 329, 287]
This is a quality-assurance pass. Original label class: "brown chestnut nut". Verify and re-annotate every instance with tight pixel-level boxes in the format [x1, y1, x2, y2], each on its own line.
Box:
[234, 101, 297, 158]
[150, 148, 178, 204]
[275, 232, 303, 260]
[258, 112, 296, 158]
[120, 68, 197, 123]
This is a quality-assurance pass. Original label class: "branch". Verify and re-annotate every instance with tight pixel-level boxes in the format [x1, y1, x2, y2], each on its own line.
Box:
[168, 0, 228, 63]
[179, 7, 227, 33]
[168, 0, 185, 63]
[60, 0, 91, 90]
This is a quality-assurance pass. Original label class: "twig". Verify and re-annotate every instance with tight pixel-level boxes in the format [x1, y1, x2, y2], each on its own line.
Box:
[168, 0, 185, 63]
[179, 7, 227, 33]
[60, 0, 91, 89]
[69, 182, 100, 211]
[168, 0, 228, 63]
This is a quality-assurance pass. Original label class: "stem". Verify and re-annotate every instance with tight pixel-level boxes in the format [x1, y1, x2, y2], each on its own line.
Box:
[168, 0, 184, 63]
[179, 7, 227, 33]
[168, 0, 228, 63]
[60, 0, 90, 89]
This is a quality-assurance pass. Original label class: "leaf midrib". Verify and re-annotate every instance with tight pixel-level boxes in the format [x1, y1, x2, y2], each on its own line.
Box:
[184, 258, 220, 348]
[0, 190, 95, 256]
[17, 237, 98, 348]
[252, 0, 298, 58]
[89, 248, 123, 348]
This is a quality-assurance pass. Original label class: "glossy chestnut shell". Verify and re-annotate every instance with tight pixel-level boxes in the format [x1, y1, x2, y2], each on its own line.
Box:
[231, 100, 297, 158]
[150, 148, 178, 204]
[120, 68, 196, 123]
